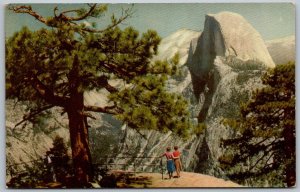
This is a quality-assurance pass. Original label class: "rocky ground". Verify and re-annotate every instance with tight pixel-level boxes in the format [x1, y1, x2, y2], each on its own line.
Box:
[134, 172, 241, 188]
[109, 171, 242, 188]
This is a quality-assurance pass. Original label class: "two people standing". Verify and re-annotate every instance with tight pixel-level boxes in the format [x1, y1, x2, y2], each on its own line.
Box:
[161, 146, 182, 179]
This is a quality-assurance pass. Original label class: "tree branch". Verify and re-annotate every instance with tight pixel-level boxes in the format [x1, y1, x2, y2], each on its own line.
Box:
[60, 4, 97, 21]
[81, 112, 97, 120]
[9, 6, 48, 24]
[81, 6, 134, 33]
[248, 143, 276, 172]
[101, 60, 139, 79]
[248, 153, 267, 172]
[236, 137, 278, 166]
[14, 105, 55, 128]
[98, 9, 132, 33]
[262, 151, 276, 170]
[105, 82, 118, 93]
[84, 105, 123, 115]
[10, 4, 134, 38]
[95, 76, 119, 93]
[25, 74, 68, 107]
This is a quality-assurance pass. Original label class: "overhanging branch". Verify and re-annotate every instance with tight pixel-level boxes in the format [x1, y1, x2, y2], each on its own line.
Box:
[9, 6, 48, 24]
[81, 5, 134, 33]
[9, 4, 133, 35]
[84, 105, 123, 115]
[105, 82, 118, 93]
[26, 74, 68, 107]
[59, 4, 97, 21]
[96, 76, 119, 93]
[14, 104, 55, 128]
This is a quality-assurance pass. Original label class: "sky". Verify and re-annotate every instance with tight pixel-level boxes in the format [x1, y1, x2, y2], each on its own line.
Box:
[5, 3, 295, 40]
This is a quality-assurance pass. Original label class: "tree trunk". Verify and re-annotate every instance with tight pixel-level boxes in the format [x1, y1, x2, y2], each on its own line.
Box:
[283, 125, 296, 187]
[67, 92, 92, 186]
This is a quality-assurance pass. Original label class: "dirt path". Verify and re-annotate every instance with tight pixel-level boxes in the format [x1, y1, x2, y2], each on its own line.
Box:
[133, 172, 242, 188]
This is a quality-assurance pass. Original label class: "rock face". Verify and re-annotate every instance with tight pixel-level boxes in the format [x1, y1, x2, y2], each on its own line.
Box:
[185, 11, 276, 177]
[115, 12, 280, 178]
[187, 12, 275, 101]
[5, 100, 70, 182]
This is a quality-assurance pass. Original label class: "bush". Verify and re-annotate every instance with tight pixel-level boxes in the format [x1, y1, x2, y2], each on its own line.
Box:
[7, 136, 73, 188]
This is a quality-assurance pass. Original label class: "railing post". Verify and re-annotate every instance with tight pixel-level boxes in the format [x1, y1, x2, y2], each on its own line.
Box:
[9, 166, 13, 178]
[133, 162, 136, 176]
[106, 156, 108, 170]
[160, 158, 163, 180]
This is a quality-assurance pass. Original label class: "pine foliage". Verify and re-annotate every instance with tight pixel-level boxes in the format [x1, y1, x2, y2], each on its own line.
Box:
[219, 62, 295, 187]
[6, 4, 191, 138]
[6, 4, 192, 184]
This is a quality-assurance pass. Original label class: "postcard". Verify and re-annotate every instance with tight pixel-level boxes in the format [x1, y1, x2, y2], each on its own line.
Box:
[5, 2, 295, 188]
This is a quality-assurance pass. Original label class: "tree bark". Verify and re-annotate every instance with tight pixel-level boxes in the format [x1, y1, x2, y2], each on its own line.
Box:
[67, 92, 92, 186]
[283, 125, 296, 187]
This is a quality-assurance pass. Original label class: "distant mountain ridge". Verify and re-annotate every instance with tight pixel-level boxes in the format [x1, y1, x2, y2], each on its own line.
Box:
[153, 28, 200, 66]
[266, 35, 295, 65]
[154, 28, 294, 67]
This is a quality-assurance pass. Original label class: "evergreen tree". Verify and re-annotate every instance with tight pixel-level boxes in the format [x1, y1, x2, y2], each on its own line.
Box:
[219, 62, 295, 187]
[45, 136, 71, 182]
[6, 4, 191, 185]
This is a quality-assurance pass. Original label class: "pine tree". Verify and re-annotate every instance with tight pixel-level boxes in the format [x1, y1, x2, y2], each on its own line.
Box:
[219, 62, 295, 187]
[45, 136, 70, 183]
[6, 4, 191, 185]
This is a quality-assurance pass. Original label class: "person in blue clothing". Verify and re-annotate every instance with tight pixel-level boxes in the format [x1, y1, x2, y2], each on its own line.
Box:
[161, 147, 175, 179]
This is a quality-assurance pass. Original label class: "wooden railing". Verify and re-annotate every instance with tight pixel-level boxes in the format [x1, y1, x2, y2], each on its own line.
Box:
[6, 156, 166, 181]
[93, 156, 165, 179]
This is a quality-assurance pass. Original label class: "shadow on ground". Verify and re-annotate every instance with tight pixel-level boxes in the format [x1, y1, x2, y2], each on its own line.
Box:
[100, 171, 153, 188]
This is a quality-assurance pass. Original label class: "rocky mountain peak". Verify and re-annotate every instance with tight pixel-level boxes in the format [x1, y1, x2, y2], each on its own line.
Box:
[153, 29, 200, 66]
[187, 11, 275, 101]
[210, 12, 275, 67]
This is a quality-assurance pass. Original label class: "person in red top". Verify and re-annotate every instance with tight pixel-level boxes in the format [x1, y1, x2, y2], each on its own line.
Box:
[173, 146, 182, 178]
[161, 147, 175, 179]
